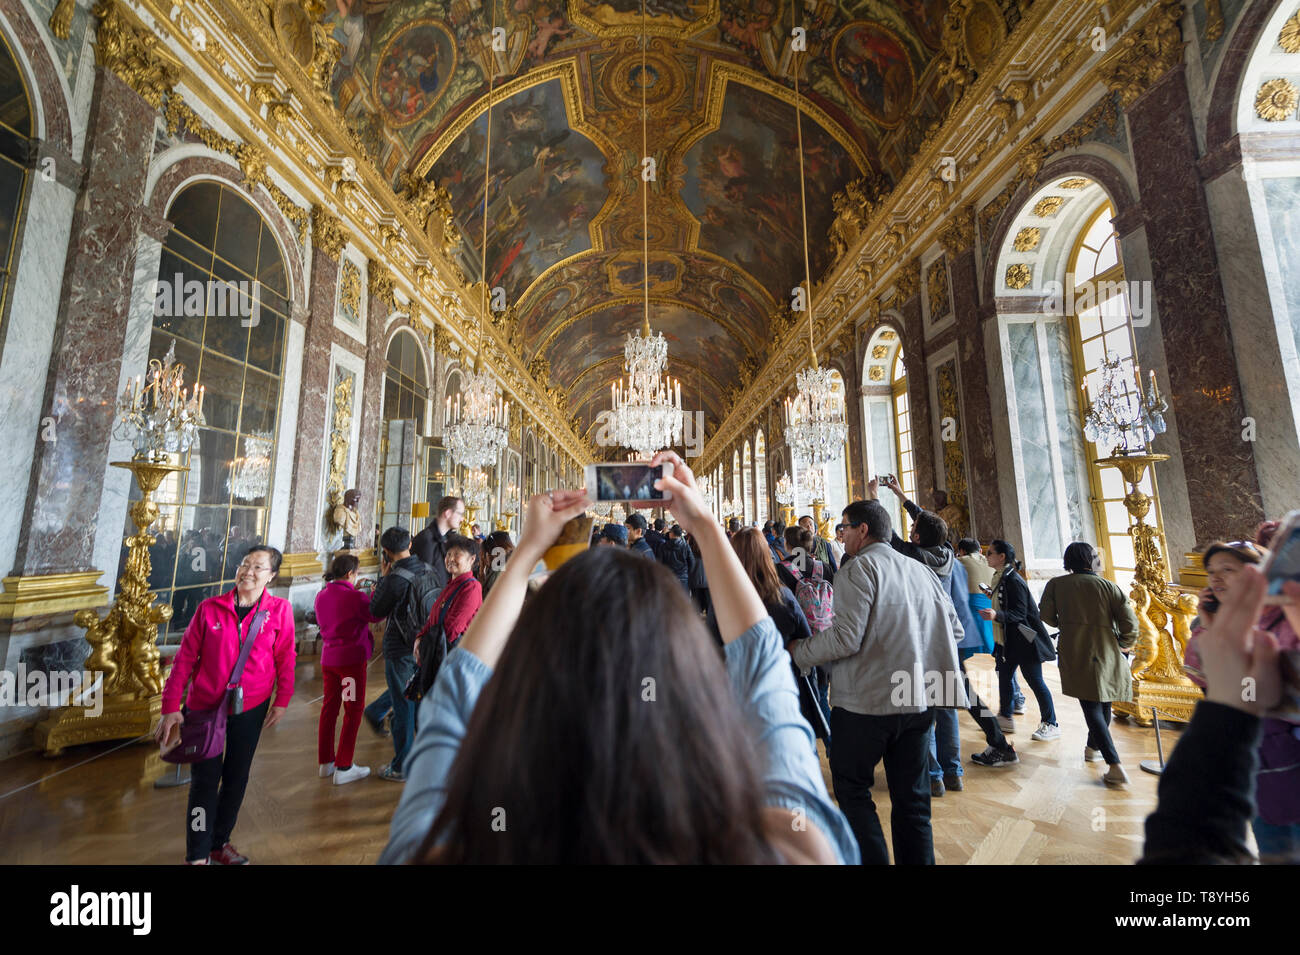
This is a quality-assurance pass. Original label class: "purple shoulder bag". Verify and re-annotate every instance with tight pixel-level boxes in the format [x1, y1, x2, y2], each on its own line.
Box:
[161, 609, 269, 764]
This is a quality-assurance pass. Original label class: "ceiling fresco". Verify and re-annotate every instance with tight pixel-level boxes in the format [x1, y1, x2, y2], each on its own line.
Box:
[317, 0, 986, 443]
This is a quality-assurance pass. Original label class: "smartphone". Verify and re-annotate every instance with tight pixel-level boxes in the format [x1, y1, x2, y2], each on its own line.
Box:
[1261, 509, 1300, 604]
[584, 461, 673, 503]
[979, 583, 992, 596]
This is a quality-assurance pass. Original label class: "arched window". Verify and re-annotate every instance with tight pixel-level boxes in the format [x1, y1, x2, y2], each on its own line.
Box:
[742, 441, 753, 525]
[1069, 202, 1158, 588]
[126, 181, 290, 642]
[825, 370, 850, 516]
[0, 32, 32, 331]
[892, 348, 917, 539]
[732, 449, 741, 517]
[524, 432, 537, 494]
[754, 431, 768, 524]
[377, 329, 431, 532]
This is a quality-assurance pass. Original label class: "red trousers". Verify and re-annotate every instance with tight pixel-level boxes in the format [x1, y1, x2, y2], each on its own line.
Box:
[318, 662, 367, 768]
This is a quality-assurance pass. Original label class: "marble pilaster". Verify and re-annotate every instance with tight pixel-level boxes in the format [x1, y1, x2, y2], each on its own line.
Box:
[12, 67, 158, 576]
[284, 250, 341, 556]
[1125, 65, 1263, 543]
[354, 292, 389, 549]
[948, 247, 1005, 539]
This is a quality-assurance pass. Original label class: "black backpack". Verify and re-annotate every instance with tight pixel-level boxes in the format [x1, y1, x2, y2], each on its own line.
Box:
[391, 566, 440, 655]
[406, 577, 471, 702]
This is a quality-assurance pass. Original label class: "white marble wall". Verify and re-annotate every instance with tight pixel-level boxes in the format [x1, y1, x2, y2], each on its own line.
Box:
[0, 172, 77, 577]
[89, 234, 164, 595]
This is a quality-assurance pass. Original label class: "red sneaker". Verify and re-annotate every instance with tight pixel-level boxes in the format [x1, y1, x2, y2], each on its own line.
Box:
[209, 843, 250, 865]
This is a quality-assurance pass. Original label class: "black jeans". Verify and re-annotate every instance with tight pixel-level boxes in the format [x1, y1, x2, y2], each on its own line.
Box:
[1080, 700, 1119, 764]
[960, 658, 1008, 749]
[997, 653, 1057, 724]
[829, 707, 936, 865]
[186, 696, 269, 862]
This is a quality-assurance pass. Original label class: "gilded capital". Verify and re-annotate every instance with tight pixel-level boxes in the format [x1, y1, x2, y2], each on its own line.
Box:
[92, 0, 179, 109]
[312, 205, 347, 260]
[367, 260, 396, 307]
[894, 259, 921, 304]
[939, 204, 976, 257]
[1101, 0, 1186, 108]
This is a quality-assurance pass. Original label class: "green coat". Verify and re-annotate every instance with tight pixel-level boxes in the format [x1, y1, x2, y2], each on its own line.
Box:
[1039, 572, 1139, 702]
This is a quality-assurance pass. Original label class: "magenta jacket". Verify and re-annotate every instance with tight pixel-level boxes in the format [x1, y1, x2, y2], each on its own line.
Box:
[161, 589, 296, 715]
[315, 579, 381, 668]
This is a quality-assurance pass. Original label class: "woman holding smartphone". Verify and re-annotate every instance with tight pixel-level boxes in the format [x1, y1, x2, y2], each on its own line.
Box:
[1185, 539, 1300, 862]
[380, 453, 857, 864]
[979, 540, 1059, 742]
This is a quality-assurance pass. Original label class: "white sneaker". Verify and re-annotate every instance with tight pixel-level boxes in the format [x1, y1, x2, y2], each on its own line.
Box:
[997, 715, 1015, 734]
[318, 762, 335, 778]
[333, 764, 370, 785]
[1031, 722, 1061, 741]
[1102, 764, 1129, 788]
[1084, 747, 1104, 762]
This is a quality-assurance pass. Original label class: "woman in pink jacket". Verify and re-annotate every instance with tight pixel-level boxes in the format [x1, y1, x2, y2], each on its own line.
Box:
[315, 553, 381, 785]
[155, 545, 296, 865]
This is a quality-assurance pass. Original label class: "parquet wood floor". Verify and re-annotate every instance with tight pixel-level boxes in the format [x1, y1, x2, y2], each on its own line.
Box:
[0, 654, 1183, 864]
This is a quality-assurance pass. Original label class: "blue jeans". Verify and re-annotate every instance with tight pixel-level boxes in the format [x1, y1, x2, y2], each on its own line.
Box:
[383, 656, 417, 773]
[364, 688, 392, 726]
[1252, 818, 1300, 863]
[927, 707, 962, 780]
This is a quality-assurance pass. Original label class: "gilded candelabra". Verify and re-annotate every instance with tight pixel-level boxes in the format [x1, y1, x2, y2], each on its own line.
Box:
[38, 343, 203, 754]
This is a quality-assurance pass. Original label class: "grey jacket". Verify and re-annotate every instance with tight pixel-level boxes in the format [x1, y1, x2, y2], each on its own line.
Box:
[791, 542, 968, 716]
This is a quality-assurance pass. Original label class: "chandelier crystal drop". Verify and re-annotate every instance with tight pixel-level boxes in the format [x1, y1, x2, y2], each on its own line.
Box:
[444, 367, 509, 469]
[784, 363, 847, 468]
[610, 322, 684, 458]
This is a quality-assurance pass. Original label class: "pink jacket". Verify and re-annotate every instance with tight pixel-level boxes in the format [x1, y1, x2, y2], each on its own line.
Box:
[161, 589, 296, 715]
[315, 579, 380, 668]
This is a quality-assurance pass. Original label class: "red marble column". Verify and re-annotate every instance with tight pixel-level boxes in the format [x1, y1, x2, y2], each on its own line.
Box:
[12, 68, 159, 575]
[1125, 65, 1263, 542]
[284, 243, 341, 555]
[898, 289, 937, 507]
[354, 281, 389, 549]
[947, 245, 1005, 538]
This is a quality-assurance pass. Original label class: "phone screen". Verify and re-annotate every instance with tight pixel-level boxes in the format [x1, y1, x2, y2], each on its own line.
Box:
[593, 464, 665, 502]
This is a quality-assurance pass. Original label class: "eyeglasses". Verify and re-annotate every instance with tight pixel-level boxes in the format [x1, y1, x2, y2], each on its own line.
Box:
[237, 562, 272, 573]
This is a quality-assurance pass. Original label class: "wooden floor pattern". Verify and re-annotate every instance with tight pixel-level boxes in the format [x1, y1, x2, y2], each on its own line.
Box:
[0, 654, 1182, 864]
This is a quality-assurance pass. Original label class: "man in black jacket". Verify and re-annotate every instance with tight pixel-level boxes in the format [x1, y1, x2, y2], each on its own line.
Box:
[368, 526, 433, 782]
[645, 517, 668, 559]
[658, 524, 693, 593]
[411, 495, 463, 591]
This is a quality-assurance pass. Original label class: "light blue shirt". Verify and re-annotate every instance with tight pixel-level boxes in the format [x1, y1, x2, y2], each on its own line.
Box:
[379, 615, 859, 864]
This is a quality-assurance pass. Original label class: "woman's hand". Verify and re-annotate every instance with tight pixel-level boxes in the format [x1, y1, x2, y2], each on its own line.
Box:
[867, 477, 879, 500]
[645, 451, 708, 537]
[264, 705, 288, 729]
[515, 490, 591, 565]
[978, 608, 997, 621]
[155, 711, 183, 747]
[1199, 565, 1285, 714]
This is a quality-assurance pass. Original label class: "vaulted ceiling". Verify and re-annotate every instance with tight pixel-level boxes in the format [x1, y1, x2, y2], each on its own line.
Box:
[322, 0, 966, 448]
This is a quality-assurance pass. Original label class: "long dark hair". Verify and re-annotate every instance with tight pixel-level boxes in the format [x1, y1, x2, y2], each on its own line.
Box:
[732, 528, 783, 608]
[417, 548, 780, 864]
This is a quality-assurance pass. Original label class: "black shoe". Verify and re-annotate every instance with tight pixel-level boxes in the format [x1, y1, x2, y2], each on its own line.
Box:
[971, 745, 1019, 767]
[931, 778, 945, 797]
[944, 773, 964, 791]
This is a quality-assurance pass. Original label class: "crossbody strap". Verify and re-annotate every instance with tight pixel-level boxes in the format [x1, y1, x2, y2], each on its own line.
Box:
[227, 608, 269, 690]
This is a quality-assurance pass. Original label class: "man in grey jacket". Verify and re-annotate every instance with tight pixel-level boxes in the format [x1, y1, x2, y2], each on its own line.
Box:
[790, 499, 967, 865]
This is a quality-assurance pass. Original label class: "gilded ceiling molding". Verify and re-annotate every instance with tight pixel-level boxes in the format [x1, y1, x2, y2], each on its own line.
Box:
[92, 0, 180, 109]
[367, 260, 395, 308]
[1099, 0, 1186, 108]
[938, 204, 977, 257]
[312, 205, 347, 260]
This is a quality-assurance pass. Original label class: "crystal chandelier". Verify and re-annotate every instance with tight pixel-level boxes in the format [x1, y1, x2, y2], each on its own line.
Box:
[610, 503, 627, 524]
[444, 368, 508, 469]
[114, 339, 206, 462]
[228, 430, 273, 502]
[775, 472, 795, 507]
[461, 468, 492, 508]
[1082, 351, 1168, 456]
[781, 9, 847, 473]
[784, 364, 847, 468]
[607, 4, 684, 460]
[590, 501, 611, 518]
[802, 462, 826, 503]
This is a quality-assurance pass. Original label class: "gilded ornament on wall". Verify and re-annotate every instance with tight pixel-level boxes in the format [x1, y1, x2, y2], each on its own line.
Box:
[1032, 196, 1066, 218]
[312, 205, 347, 259]
[1006, 263, 1032, 289]
[1012, 227, 1042, 252]
[1058, 178, 1090, 190]
[326, 367, 355, 508]
[1100, 0, 1186, 108]
[872, 345, 889, 360]
[338, 259, 362, 325]
[368, 260, 395, 308]
[926, 259, 951, 321]
[935, 361, 970, 534]
[1255, 78, 1299, 122]
[272, 0, 315, 68]
[1281, 12, 1300, 54]
[92, 0, 180, 109]
[869, 366, 885, 382]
